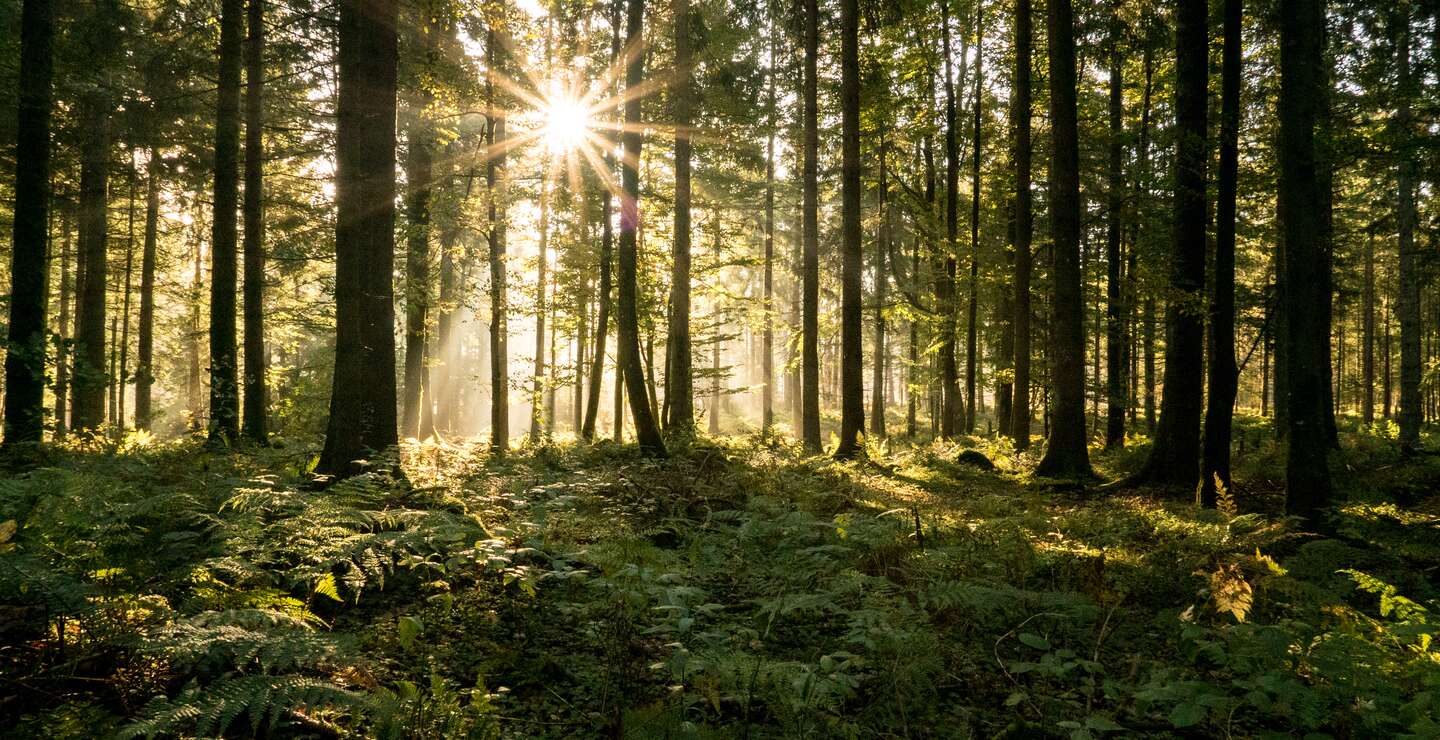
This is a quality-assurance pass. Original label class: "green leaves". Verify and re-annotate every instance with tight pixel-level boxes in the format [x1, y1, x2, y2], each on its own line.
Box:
[397, 615, 424, 650]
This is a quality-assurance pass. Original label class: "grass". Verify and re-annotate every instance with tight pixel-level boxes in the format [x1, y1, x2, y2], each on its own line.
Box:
[2, 418, 1439, 737]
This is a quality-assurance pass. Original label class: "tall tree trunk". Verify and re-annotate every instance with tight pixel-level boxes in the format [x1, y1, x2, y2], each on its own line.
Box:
[763, 21, 777, 433]
[939, 0, 962, 439]
[402, 116, 433, 439]
[1362, 233, 1375, 424]
[208, 0, 243, 445]
[582, 0, 622, 440]
[617, 0, 666, 456]
[241, 0, 267, 442]
[965, 2, 983, 435]
[118, 157, 136, 430]
[187, 225, 203, 433]
[1395, 2, 1421, 455]
[1009, 0, 1032, 449]
[1033, 0, 1091, 478]
[487, 24, 510, 454]
[1132, 0, 1206, 487]
[2, 0, 54, 445]
[319, 0, 400, 478]
[835, 0, 864, 458]
[530, 167, 550, 442]
[870, 126, 888, 439]
[1104, 7, 1126, 450]
[667, 0, 695, 433]
[135, 157, 158, 430]
[1202, 0, 1242, 506]
[1278, 0, 1333, 520]
[55, 206, 72, 437]
[73, 96, 111, 433]
[799, 0, 822, 452]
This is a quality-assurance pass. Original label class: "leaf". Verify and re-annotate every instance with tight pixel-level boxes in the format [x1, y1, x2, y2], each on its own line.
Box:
[1169, 702, 1206, 728]
[397, 615, 424, 650]
[1018, 632, 1051, 650]
[313, 574, 342, 602]
[1085, 715, 1125, 732]
[0, 519, 16, 544]
[1004, 690, 1028, 707]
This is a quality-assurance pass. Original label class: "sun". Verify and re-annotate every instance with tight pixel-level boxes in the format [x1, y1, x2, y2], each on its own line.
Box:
[541, 94, 591, 155]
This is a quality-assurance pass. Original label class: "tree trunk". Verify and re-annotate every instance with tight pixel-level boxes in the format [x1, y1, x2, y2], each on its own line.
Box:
[530, 168, 550, 442]
[118, 158, 136, 430]
[666, 0, 695, 434]
[319, 0, 400, 478]
[1033, 0, 1091, 479]
[871, 126, 888, 439]
[55, 206, 72, 437]
[763, 25, 777, 433]
[835, 0, 864, 458]
[487, 24, 510, 454]
[401, 116, 433, 439]
[73, 94, 111, 433]
[965, 2, 983, 435]
[135, 157, 158, 430]
[1104, 9, 1126, 450]
[939, 0, 962, 439]
[1395, 2, 1421, 455]
[2, 0, 54, 445]
[799, 0, 822, 452]
[241, 0, 267, 443]
[208, 0, 243, 445]
[617, 0, 666, 456]
[1201, 0, 1241, 506]
[1009, 0, 1032, 449]
[1278, 0, 1333, 520]
[1362, 233, 1375, 424]
[1133, 0, 1206, 488]
[583, 0, 622, 441]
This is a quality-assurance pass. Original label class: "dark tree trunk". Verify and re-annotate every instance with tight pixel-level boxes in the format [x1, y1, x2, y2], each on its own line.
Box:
[617, 0, 666, 456]
[73, 95, 111, 433]
[55, 206, 72, 437]
[870, 126, 888, 439]
[487, 24, 510, 454]
[763, 25, 777, 433]
[1279, 0, 1333, 520]
[1033, 0, 1091, 479]
[1202, 0, 1242, 506]
[208, 0, 243, 445]
[135, 158, 158, 430]
[1132, 0, 1206, 488]
[965, 3, 983, 435]
[401, 117, 433, 439]
[241, 0, 267, 443]
[667, 0, 694, 433]
[1363, 233, 1375, 425]
[2, 0, 54, 445]
[800, 0, 821, 452]
[1009, 0, 1032, 449]
[1395, 3, 1421, 454]
[319, 0, 400, 478]
[118, 159, 136, 430]
[530, 170, 549, 442]
[939, 0, 962, 439]
[835, 0, 864, 458]
[1104, 9, 1126, 450]
[582, 0, 622, 441]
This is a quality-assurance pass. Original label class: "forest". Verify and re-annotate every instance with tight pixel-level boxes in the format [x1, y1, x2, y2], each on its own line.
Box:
[1, 0, 1439, 736]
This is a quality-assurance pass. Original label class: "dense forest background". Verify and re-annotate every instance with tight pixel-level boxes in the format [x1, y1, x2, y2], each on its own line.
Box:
[1, 0, 1439, 736]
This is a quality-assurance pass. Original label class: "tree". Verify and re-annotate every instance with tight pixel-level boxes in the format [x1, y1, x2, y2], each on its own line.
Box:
[965, 1, 984, 435]
[667, 0, 695, 433]
[2, 0, 55, 447]
[1278, 0, 1332, 520]
[835, 0, 864, 458]
[1129, 0, 1206, 488]
[1033, 0, 1091, 479]
[135, 156, 159, 431]
[617, 0, 666, 456]
[1394, 0, 1420, 455]
[318, 0, 401, 478]
[800, 0, 821, 453]
[938, 0, 962, 438]
[487, 20, 510, 454]
[583, 1, 623, 442]
[1009, 0, 1032, 449]
[209, 0, 244, 445]
[241, 0, 267, 443]
[1201, 0, 1242, 506]
[1103, 3, 1125, 450]
[763, 14, 777, 434]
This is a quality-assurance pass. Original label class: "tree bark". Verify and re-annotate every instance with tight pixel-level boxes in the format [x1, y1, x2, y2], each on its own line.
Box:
[1033, 0, 1091, 479]
[135, 157, 159, 431]
[402, 116, 433, 439]
[56, 206, 72, 437]
[1104, 7, 1126, 450]
[965, 2, 983, 435]
[1009, 0, 1032, 449]
[1279, 0, 1333, 520]
[1362, 233, 1375, 425]
[241, 0, 267, 443]
[667, 0, 695, 434]
[73, 94, 111, 433]
[1202, 0, 1242, 506]
[208, 0, 243, 445]
[617, 0, 666, 455]
[1395, 1, 1421, 455]
[2, 0, 54, 445]
[763, 21, 777, 433]
[800, 0, 822, 452]
[319, 0, 401, 478]
[835, 0, 864, 458]
[939, 0, 962, 439]
[487, 23, 510, 454]
[870, 125, 889, 439]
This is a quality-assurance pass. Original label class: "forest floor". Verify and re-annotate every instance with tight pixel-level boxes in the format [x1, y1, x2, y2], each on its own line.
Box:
[3, 417, 1440, 738]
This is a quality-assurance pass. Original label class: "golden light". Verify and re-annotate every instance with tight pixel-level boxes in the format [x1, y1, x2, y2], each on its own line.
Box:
[541, 94, 591, 155]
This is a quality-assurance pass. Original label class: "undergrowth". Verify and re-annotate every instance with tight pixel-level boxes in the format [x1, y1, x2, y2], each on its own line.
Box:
[1, 423, 1438, 738]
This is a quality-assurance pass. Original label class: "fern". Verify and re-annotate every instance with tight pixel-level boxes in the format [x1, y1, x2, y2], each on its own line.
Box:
[120, 674, 363, 738]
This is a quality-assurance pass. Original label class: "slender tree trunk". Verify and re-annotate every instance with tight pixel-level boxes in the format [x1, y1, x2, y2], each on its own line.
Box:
[241, 0, 267, 442]
[208, 0, 243, 445]
[319, 0, 400, 478]
[530, 168, 550, 442]
[1201, 0, 1242, 506]
[1363, 233, 1375, 424]
[187, 228, 203, 433]
[835, 0, 864, 458]
[2, 0, 54, 445]
[1395, 2, 1421, 455]
[667, 0, 695, 433]
[1009, 0, 1032, 449]
[799, 0, 822, 452]
[487, 25, 510, 454]
[939, 0, 962, 439]
[763, 23, 777, 433]
[1104, 8, 1126, 449]
[1133, 0, 1206, 488]
[73, 95, 111, 433]
[870, 126, 888, 439]
[1033, 0, 1091, 479]
[1279, 0, 1333, 520]
[118, 158, 136, 430]
[402, 115, 433, 439]
[709, 338, 721, 434]
[583, 0, 622, 440]
[55, 206, 72, 437]
[135, 158, 158, 430]
[617, 0, 666, 455]
[965, 2, 983, 435]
